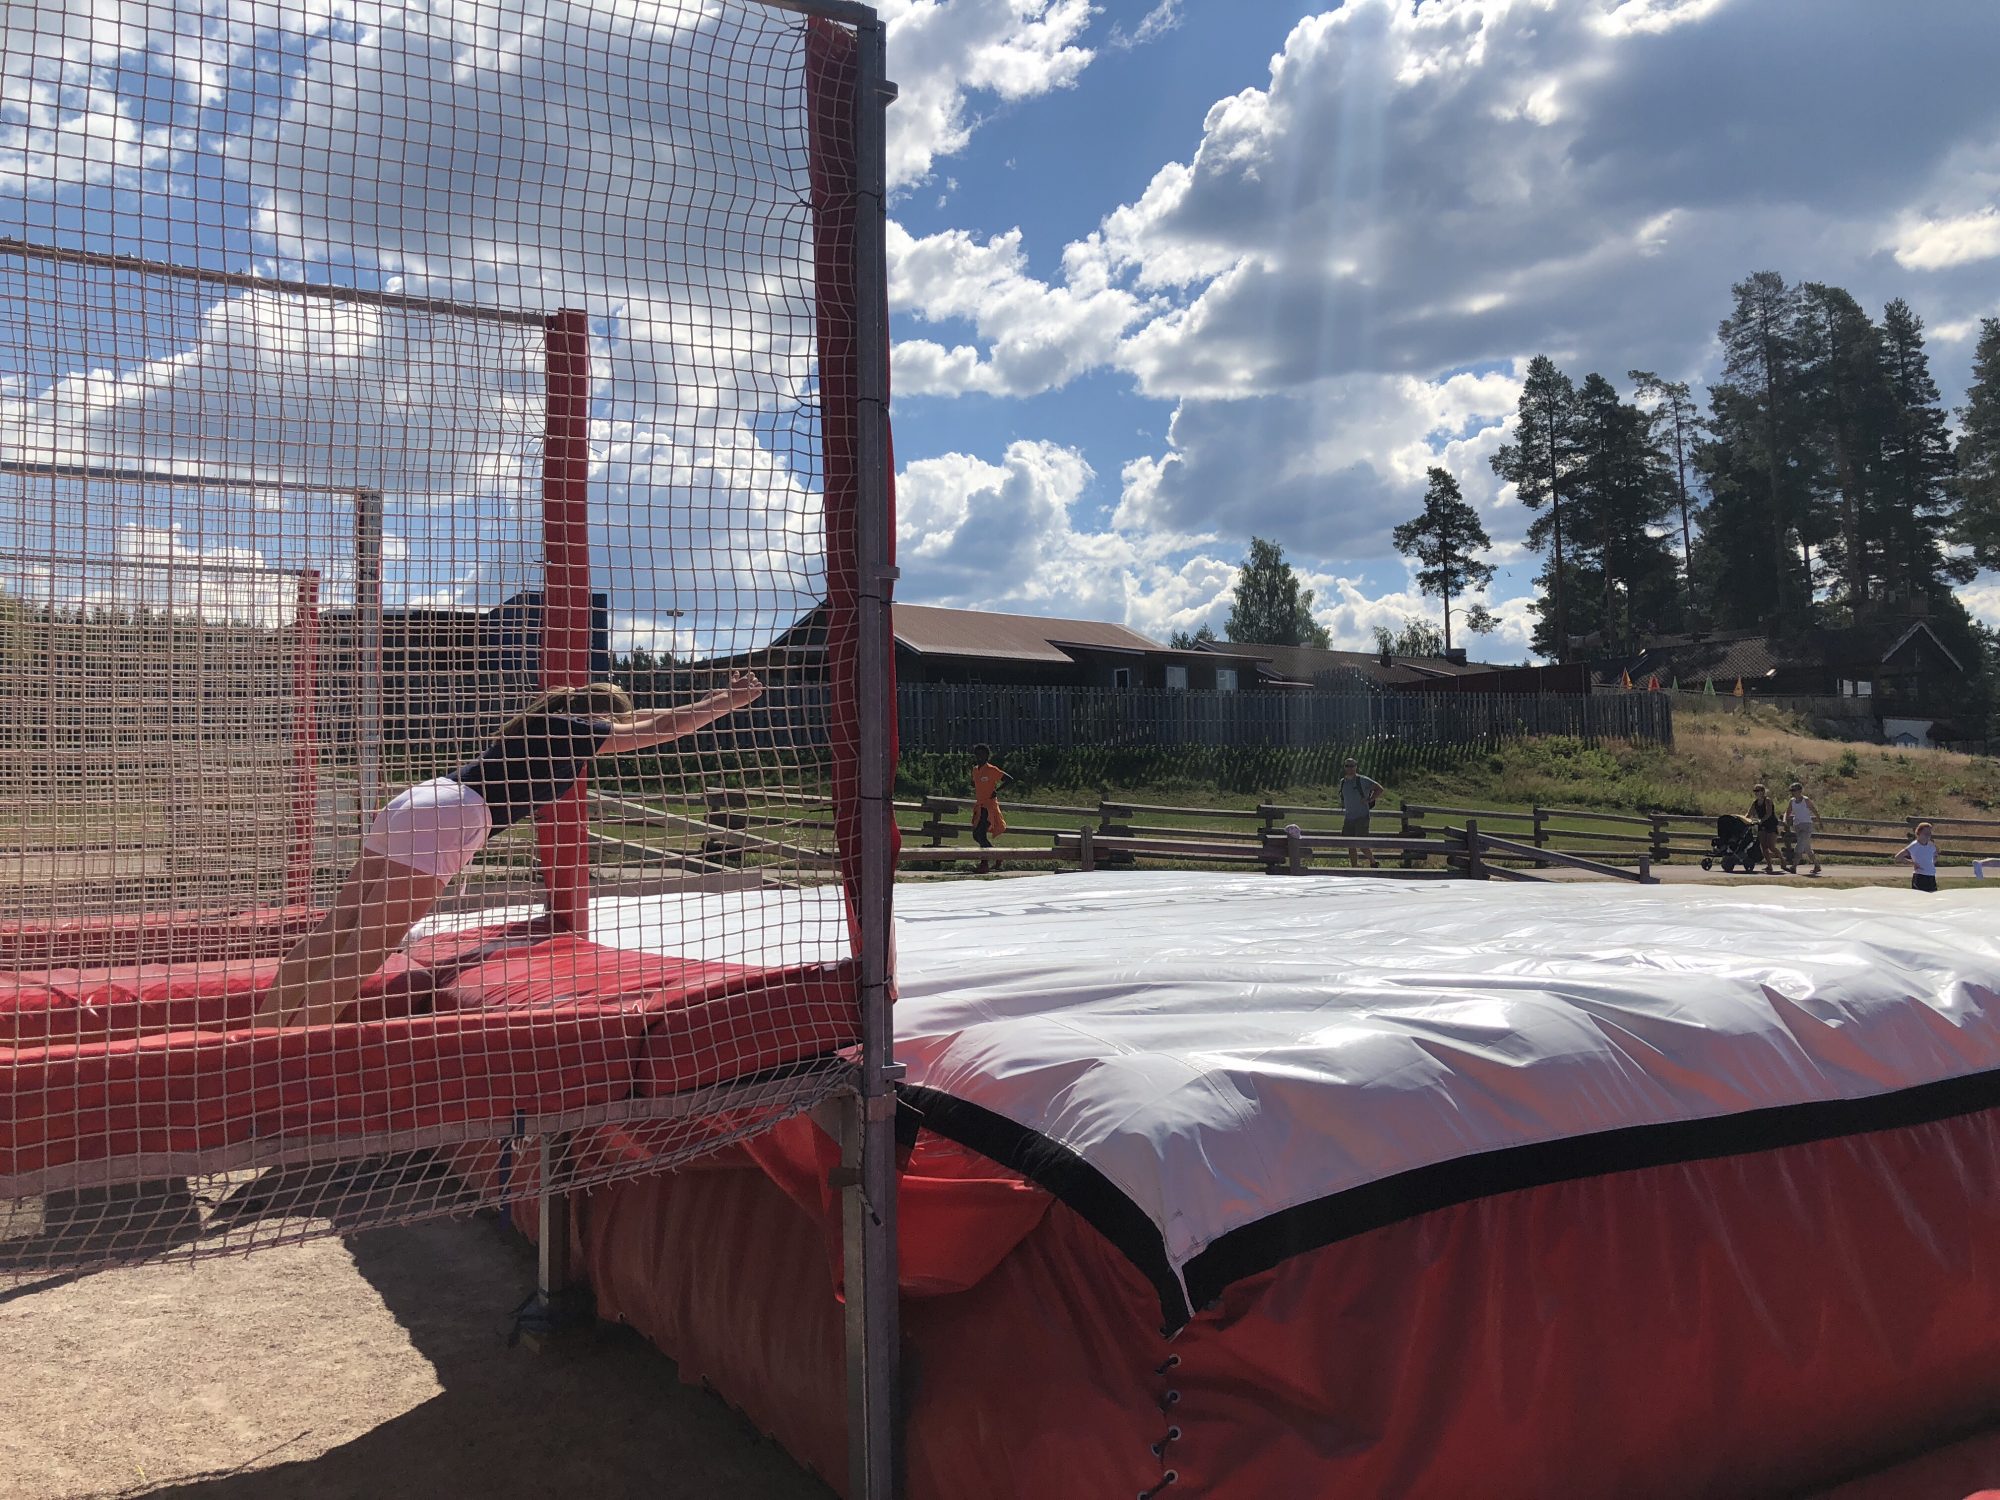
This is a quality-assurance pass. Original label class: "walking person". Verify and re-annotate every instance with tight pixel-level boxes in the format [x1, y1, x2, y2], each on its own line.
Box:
[1896, 823, 1942, 892]
[1750, 783, 1780, 875]
[1339, 758, 1385, 869]
[1787, 781, 1823, 878]
[969, 743, 1009, 874]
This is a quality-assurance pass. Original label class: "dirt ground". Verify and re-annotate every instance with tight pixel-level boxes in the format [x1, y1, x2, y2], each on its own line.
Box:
[1, 1215, 834, 1500]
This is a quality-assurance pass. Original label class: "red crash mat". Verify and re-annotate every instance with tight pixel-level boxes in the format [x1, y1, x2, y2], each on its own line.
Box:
[0, 913, 859, 1182]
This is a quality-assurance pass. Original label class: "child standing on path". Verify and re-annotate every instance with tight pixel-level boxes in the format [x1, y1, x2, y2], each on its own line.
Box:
[1787, 781, 1823, 877]
[1896, 823, 1941, 892]
[969, 743, 1008, 874]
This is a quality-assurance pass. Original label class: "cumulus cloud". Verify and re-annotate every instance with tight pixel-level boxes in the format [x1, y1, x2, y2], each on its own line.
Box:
[1895, 208, 2000, 272]
[880, 0, 1095, 190]
[889, 0, 2000, 651]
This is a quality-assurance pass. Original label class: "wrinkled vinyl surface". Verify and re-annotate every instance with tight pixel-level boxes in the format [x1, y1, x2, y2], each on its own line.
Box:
[892, 873, 2000, 1282]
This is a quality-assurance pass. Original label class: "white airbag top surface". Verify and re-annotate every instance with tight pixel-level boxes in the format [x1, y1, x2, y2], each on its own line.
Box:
[889, 872, 2000, 1273]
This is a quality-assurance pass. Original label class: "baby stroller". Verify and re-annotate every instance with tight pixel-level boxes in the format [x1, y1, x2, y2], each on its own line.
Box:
[1702, 813, 1766, 872]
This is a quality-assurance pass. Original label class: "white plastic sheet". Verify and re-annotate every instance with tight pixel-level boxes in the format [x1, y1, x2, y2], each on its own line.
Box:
[889, 872, 2000, 1277]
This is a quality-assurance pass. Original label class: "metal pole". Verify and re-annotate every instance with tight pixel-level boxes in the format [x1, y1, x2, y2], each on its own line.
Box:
[288, 570, 322, 906]
[354, 488, 385, 827]
[844, 14, 901, 1499]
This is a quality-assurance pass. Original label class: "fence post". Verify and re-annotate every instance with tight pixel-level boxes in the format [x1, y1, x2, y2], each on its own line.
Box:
[1638, 852, 1652, 882]
[1078, 825, 1096, 873]
[1532, 806, 1548, 850]
[1649, 812, 1669, 864]
[1464, 817, 1484, 880]
[1286, 823, 1305, 876]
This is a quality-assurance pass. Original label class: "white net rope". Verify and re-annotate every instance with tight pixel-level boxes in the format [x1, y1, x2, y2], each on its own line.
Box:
[1, 0, 867, 1278]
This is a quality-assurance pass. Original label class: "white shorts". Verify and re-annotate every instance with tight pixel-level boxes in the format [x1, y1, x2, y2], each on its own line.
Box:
[362, 777, 493, 880]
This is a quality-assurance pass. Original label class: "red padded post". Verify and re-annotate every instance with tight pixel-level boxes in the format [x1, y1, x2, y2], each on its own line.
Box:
[540, 307, 593, 936]
[288, 569, 321, 908]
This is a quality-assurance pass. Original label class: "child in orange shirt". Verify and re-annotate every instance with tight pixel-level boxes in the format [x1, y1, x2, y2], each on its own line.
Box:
[970, 743, 1008, 872]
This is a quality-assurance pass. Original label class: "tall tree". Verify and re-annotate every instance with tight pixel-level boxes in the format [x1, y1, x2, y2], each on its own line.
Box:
[1798, 283, 1887, 613]
[1490, 355, 1580, 660]
[1391, 466, 1495, 653]
[1223, 537, 1331, 648]
[1712, 272, 1826, 624]
[1873, 297, 1968, 597]
[1629, 370, 1705, 591]
[1568, 372, 1682, 649]
[1955, 318, 2000, 570]
[1167, 624, 1217, 650]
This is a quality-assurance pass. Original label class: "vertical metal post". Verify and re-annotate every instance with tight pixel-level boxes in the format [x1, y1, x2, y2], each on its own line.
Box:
[537, 1133, 572, 1305]
[288, 570, 322, 906]
[354, 489, 385, 827]
[845, 16, 901, 1500]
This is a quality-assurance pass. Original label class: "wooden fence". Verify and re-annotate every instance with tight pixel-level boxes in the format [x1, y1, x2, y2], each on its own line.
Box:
[896, 684, 1672, 755]
[899, 795, 2000, 877]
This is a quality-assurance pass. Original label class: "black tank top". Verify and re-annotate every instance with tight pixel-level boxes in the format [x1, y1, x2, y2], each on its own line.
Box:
[452, 715, 614, 831]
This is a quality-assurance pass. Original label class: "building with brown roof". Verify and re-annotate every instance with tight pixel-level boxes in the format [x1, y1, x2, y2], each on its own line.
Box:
[890, 603, 1268, 691]
[1192, 638, 1530, 693]
[1593, 619, 1972, 742]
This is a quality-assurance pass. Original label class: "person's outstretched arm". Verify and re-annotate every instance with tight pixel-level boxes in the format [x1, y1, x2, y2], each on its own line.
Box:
[600, 672, 764, 755]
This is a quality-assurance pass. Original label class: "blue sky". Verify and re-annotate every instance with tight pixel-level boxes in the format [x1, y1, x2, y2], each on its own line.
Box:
[878, 0, 2000, 659]
[6, 0, 1999, 661]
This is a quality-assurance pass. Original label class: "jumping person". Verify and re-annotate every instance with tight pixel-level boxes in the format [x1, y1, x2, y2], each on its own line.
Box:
[1339, 758, 1384, 869]
[1750, 783, 1780, 875]
[1897, 822, 1941, 893]
[1787, 781, 1822, 877]
[256, 673, 765, 1029]
[969, 744, 1008, 874]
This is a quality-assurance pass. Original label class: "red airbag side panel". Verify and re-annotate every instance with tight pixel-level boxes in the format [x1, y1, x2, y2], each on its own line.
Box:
[565, 1106, 2000, 1500]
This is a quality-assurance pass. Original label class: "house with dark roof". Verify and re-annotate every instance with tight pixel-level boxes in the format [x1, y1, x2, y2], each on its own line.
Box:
[1191, 638, 1528, 693]
[891, 604, 1267, 691]
[1593, 618, 1972, 744]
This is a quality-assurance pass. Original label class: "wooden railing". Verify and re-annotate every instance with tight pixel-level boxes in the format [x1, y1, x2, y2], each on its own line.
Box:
[898, 795, 2000, 879]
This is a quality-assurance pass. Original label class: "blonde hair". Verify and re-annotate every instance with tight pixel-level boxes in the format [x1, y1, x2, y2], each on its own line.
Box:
[496, 682, 633, 741]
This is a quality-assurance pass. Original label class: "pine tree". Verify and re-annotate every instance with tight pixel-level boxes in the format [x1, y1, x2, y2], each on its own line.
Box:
[1167, 624, 1217, 650]
[1223, 537, 1331, 648]
[1954, 318, 2000, 570]
[1798, 284, 1888, 613]
[1873, 298, 1968, 597]
[1709, 272, 1825, 625]
[1391, 467, 1495, 654]
[1629, 370, 1704, 592]
[1568, 373, 1682, 650]
[1490, 355, 1580, 660]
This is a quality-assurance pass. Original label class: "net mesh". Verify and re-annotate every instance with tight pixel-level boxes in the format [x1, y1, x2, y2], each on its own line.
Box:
[0, 1, 870, 1279]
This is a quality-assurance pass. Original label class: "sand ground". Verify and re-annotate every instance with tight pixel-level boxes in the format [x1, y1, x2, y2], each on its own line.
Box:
[1, 1214, 833, 1500]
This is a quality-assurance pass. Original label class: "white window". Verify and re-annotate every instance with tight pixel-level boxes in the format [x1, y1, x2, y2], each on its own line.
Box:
[1215, 668, 1238, 693]
[1855, 679, 1873, 697]
[1164, 664, 1189, 691]
[1112, 667, 1132, 689]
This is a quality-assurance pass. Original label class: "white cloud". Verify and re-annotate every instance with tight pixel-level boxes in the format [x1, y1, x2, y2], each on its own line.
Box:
[889, 222, 1147, 396]
[1111, 1, 1184, 52]
[1895, 208, 2000, 272]
[879, 0, 1095, 190]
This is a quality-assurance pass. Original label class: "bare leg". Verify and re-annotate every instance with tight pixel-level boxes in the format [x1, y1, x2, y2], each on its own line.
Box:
[258, 853, 449, 1028]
